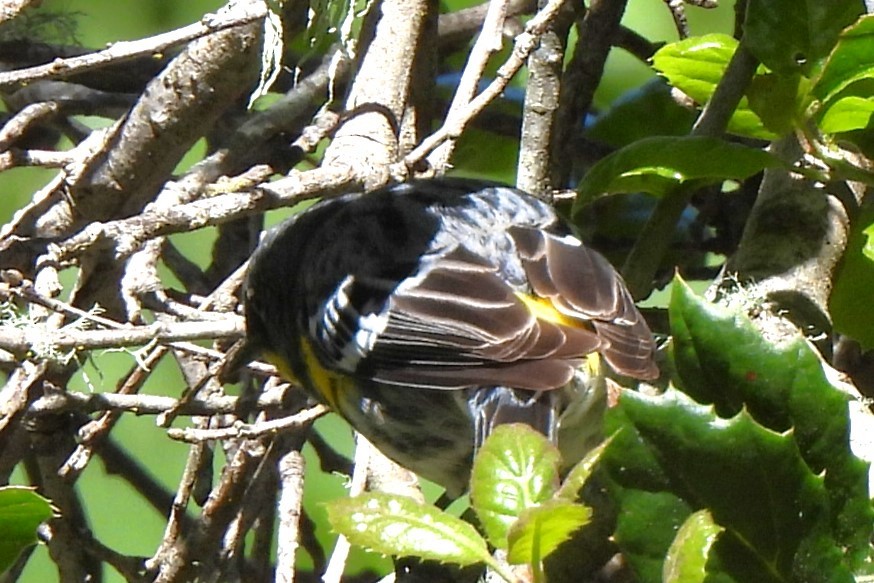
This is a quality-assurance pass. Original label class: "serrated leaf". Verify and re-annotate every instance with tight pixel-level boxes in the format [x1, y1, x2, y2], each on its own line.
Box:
[744, 0, 862, 75]
[325, 492, 491, 567]
[669, 277, 873, 568]
[609, 388, 852, 582]
[663, 509, 725, 583]
[506, 500, 591, 566]
[651, 34, 775, 139]
[470, 424, 561, 549]
[556, 435, 614, 501]
[812, 14, 874, 106]
[573, 136, 777, 207]
[0, 487, 53, 574]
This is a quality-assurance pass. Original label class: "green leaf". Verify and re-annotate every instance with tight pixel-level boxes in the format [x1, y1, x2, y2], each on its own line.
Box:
[506, 500, 591, 566]
[609, 487, 693, 581]
[585, 79, 696, 148]
[651, 34, 775, 139]
[470, 424, 561, 549]
[812, 14, 874, 106]
[744, 0, 862, 75]
[573, 136, 777, 207]
[830, 207, 874, 348]
[663, 510, 725, 583]
[669, 276, 873, 568]
[745, 72, 805, 135]
[818, 95, 874, 133]
[609, 388, 852, 582]
[0, 487, 53, 574]
[325, 492, 491, 567]
[556, 435, 613, 501]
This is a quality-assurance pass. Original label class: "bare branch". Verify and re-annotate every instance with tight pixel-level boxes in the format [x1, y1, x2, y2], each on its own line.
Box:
[0, 3, 267, 91]
[167, 405, 327, 443]
[403, 0, 571, 170]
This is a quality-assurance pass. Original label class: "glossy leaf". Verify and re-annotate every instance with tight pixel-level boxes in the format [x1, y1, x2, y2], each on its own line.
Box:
[506, 500, 591, 566]
[325, 492, 491, 567]
[609, 489, 692, 581]
[812, 14, 874, 106]
[830, 207, 874, 349]
[0, 487, 53, 575]
[470, 424, 561, 549]
[818, 96, 874, 133]
[556, 435, 613, 501]
[608, 388, 852, 582]
[744, 0, 862, 75]
[669, 277, 873, 567]
[573, 136, 776, 207]
[663, 510, 724, 583]
[652, 34, 775, 139]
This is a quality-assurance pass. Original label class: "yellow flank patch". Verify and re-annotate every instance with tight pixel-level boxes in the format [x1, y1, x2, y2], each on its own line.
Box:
[585, 351, 602, 376]
[300, 337, 345, 410]
[263, 340, 346, 410]
[515, 292, 582, 328]
[263, 350, 299, 383]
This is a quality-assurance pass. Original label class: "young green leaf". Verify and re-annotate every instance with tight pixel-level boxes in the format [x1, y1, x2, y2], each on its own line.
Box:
[812, 14, 874, 107]
[831, 208, 874, 349]
[470, 424, 561, 549]
[506, 500, 591, 566]
[669, 276, 873, 567]
[556, 435, 614, 501]
[663, 509, 725, 583]
[652, 34, 775, 139]
[573, 136, 777, 207]
[818, 95, 874, 133]
[325, 492, 491, 568]
[0, 487, 53, 575]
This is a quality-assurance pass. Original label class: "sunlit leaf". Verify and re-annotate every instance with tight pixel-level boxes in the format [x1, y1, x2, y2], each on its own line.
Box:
[652, 34, 775, 139]
[573, 136, 776, 207]
[0, 487, 53, 575]
[325, 492, 491, 567]
[663, 509, 724, 583]
[470, 424, 561, 549]
[506, 500, 591, 566]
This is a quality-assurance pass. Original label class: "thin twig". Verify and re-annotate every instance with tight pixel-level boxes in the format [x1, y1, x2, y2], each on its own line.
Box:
[403, 0, 570, 170]
[275, 449, 306, 583]
[427, 0, 511, 171]
[0, 3, 267, 90]
[167, 405, 327, 443]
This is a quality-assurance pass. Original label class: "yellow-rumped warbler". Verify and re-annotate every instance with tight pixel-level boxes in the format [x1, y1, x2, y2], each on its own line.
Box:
[244, 178, 657, 495]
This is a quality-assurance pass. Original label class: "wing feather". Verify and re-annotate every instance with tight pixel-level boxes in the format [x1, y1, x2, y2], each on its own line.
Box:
[310, 225, 656, 391]
[510, 226, 658, 380]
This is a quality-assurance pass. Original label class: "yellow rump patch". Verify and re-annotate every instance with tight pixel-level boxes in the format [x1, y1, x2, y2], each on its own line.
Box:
[515, 292, 584, 329]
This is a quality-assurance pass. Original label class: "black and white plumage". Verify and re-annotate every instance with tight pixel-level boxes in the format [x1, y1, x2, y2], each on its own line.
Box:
[245, 177, 657, 495]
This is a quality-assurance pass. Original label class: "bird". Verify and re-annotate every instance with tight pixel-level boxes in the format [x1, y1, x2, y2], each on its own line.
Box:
[243, 177, 657, 496]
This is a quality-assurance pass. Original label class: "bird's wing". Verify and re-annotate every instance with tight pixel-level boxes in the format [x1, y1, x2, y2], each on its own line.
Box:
[312, 219, 658, 391]
[510, 226, 658, 380]
[311, 243, 606, 391]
